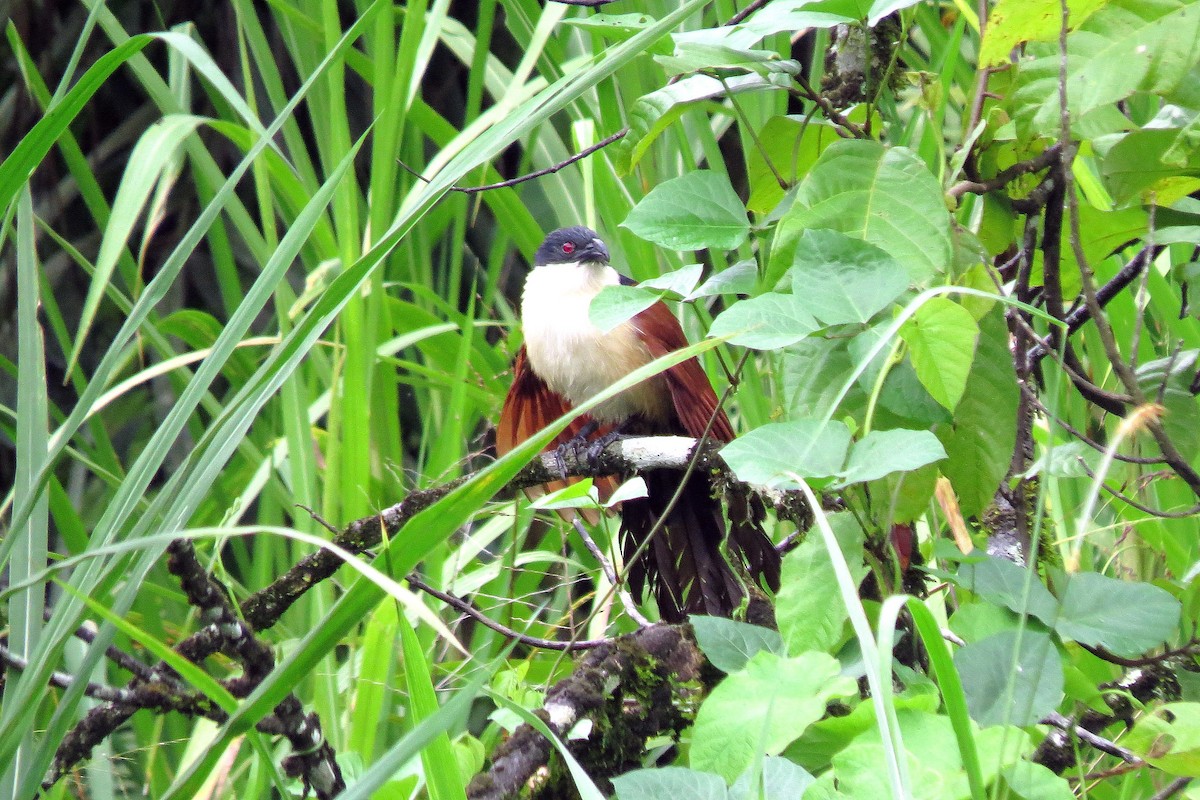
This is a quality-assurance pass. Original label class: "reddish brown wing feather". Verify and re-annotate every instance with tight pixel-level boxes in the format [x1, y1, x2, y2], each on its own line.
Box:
[497, 346, 616, 519]
[632, 302, 735, 442]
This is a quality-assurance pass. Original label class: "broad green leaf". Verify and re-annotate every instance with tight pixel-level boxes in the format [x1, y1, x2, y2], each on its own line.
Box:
[789, 230, 909, 325]
[955, 555, 1061, 625]
[746, 117, 839, 214]
[690, 616, 784, 673]
[616, 73, 774, 174]
[1127, 702, 1200, 776]
[900, 297, 979, 411]
[655, 42, 796, 77]
[839, 429, 947, 485]
[709, 292, 818, 349]
[721, 420, 852, 488]
[622, 170, 750, 251]
[936, 309, 1018, 517]
[589, 285, 662, 332]
[999, 761, 1077, 800]
[955, 630, 1063, 726]
[772, 140, 951, 287]
[642, 263, 705, 297]
[690, 651, 856, 781]
[691, 260, 758, 298]
[978, 0, 1110, 67]
[783, 338, 865, 419]
[1102, 128, 1200, 205]
[729, 757, 815, 800]
[1010, 0, 1200, 138]
[612, 767, 727, 800]
[562, 13, 672, 53]
[1054, 572, 1181, 657]
[774, 513, 866, 655]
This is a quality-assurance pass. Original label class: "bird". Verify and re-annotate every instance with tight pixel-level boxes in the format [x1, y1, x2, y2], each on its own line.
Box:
[496, 225, 780, 623]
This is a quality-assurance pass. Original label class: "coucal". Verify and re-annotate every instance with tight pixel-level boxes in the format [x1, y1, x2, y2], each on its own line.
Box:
[497, 226, 780, 622]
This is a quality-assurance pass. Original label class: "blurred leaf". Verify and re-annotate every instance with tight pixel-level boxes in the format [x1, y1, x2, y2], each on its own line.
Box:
[955, 555, 1061, 625]
[775, 513, 865, 655]
[936, 309, 1018, 517]
[589, 285, 663, 332]
[978, 0, 1110, 67]
[690, 651, 856, 781]
[612, 767, 728, 800]
[838, 429, 947, 485]
[691, 260, 758, 298]
[709, 292, 819, 349]
[721, 420, 852, 488]
[691, 616, 784, 673]
[729, 756, 815, 800]
[1103, 127, 1200, 205]
[622, 170, 750, 250]
[563, 13, 672, 53]
[746, 117, 839, 213]
[1055, 572, 1181, 657]
[955, 630, 1063, 726]
[783, 338, 864, 419]
[642, 263, 705, 297]
[789, 230, 909, 324]
[772, 140, 952, 287]
[1127, 702, 1200, 776]
[900, 297, 979, 411]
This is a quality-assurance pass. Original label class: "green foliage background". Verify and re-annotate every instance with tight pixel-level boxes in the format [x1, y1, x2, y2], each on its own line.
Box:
[2, 0, 1200, 798]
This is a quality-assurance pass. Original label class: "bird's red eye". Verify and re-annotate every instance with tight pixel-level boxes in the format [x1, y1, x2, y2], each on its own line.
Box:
[561, 242, 575, 254]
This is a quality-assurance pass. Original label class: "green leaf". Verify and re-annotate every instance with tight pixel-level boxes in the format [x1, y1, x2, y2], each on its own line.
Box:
[692, 260, 758, 298]
[562, 13, 672, 53]
[1054, 572, 1181, 657]
[691, 616, 784, 673]
[789, 230, 909, 325]
[729, 756, 815, 800]
[746, 117, 840, 214]
[783, 338, 865, 419]
[1127, 702, 1200, 776]
[1136, 352, 1200, 461]
[612, 767, 728, 800]
[774, 513, 866, 655]
[999, 761, 1077, 800]
[690, 651, 856, 781]
[1010, 0, 1200, 138]
[589, 285, 663, 332]
[1102, 128, 1200, 206]
[955, 555, 1061, 625]
[721, 420, 852, 489]
[772, 140, 951, 287]
[839, 429, 947, 485]
[709, 292, 818, 349]
[955, 630, 1063, 726]
[655, 42, 795, 77]
[642, 263, 705, 297]
[622, 170, 750, 250]
[936, 309, 1018, 517]
[900, 297, 979, 411]
[978, 0, 1110, 67]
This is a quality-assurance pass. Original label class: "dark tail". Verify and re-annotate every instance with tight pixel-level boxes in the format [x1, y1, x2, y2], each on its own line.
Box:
[621, 470, 781, 623]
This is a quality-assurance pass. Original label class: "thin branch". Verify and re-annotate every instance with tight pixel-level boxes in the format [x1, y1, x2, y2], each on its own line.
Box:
[790, 73, 869, 139]
[570, 518, 653, 628]
[402, 130, 629, 195]
[1042, 712, 1142, 765]
[1149, 777, 1193, 800]
[405, 573, 608, 651]
[1077, 638, 1200, 669]
[1020, 384, 1165, 465]
[948, 144, 1062, 199]
[727, 0, 771, 26]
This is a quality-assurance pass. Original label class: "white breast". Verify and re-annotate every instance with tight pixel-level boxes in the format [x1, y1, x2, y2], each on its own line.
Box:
[521, 262, 670, 424]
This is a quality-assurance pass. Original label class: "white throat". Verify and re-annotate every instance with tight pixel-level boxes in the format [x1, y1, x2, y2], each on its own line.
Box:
[520, 261, 669, 424]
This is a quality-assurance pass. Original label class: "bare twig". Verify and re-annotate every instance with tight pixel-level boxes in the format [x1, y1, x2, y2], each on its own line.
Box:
[790, 73, 869, 139]
[571, 518, 653, 628]
[1042, 712, 1142, 765]
[402, 130, 629, 195]
[948, 145, 1062, 200]
[405, 573, 609, 651]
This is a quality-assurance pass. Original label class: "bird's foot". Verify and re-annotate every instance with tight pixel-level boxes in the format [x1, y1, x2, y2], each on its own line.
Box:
[583, 428, 625, 465]
[553, 420, 599, 479]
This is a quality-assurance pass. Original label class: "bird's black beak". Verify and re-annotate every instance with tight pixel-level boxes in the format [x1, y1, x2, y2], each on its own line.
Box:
[581, 238, 610, 264]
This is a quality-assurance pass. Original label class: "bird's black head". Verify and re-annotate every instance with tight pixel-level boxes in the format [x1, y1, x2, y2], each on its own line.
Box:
[534, 226, 610, 266]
